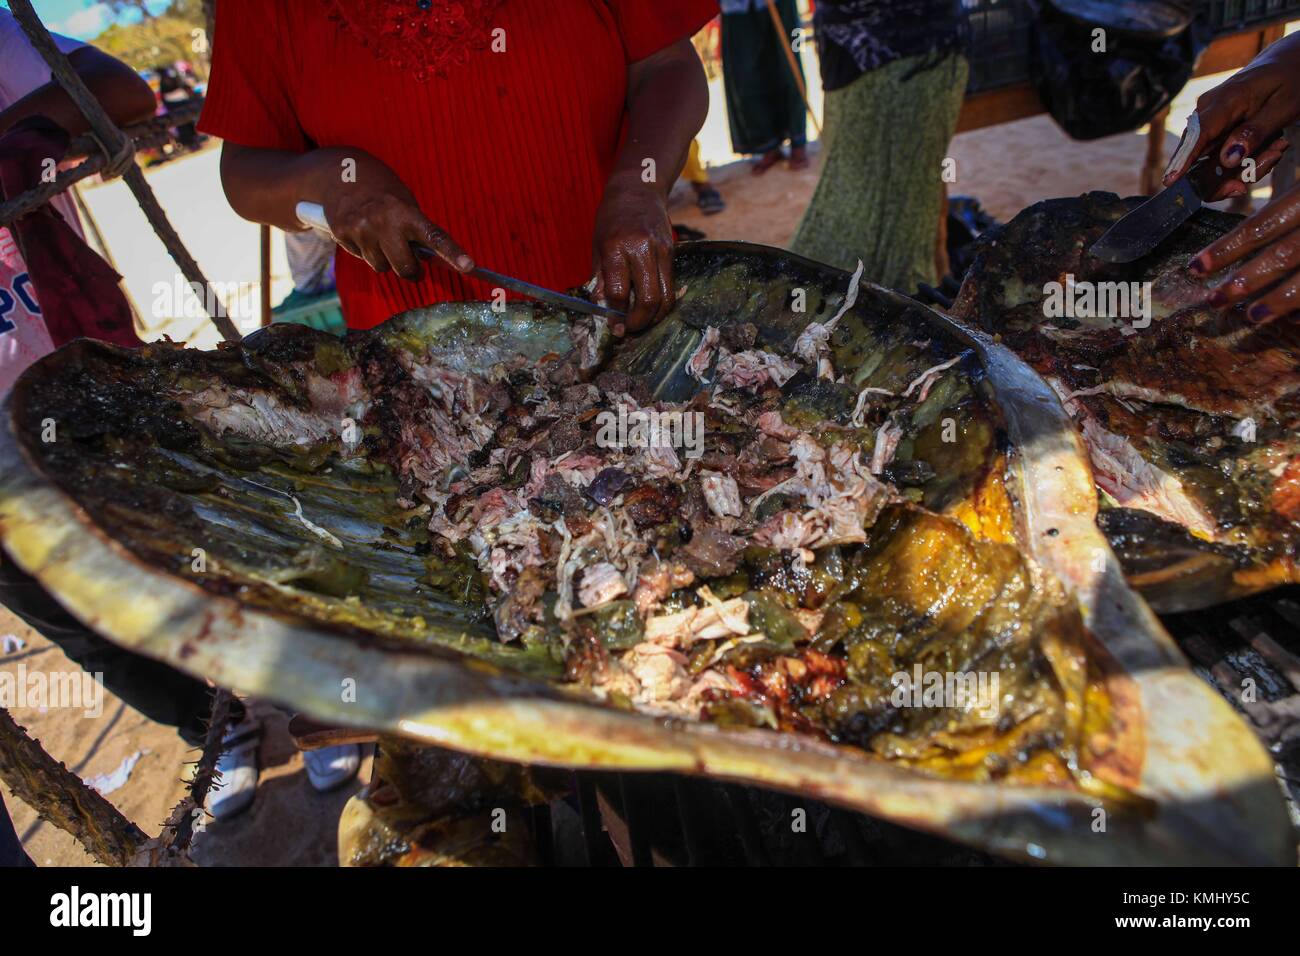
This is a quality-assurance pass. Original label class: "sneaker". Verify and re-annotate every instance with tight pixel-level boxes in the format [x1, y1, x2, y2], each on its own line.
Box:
[303, 744, 361, 792]
[206, 717, 260, 820]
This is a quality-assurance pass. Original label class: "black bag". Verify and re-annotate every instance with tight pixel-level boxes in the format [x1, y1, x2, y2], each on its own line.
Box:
[1029, 0, 1212, 141]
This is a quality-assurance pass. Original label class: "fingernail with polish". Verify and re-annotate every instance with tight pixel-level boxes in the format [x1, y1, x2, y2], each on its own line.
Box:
[1248, 303, 1272, 322]
[1225, 144, 1246, 165]
[1189, 255, 1209, 274]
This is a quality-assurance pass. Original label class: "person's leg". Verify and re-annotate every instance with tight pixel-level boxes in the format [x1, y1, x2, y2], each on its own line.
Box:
[774, 0, 809, 163]
[0, 558, 217, 743]
[683, 137, 708, 185]
[0, 791, 35, 867]
[791, 55, 969, 291]
[721, 11, 781, 158]
[683, 139, 726, 213]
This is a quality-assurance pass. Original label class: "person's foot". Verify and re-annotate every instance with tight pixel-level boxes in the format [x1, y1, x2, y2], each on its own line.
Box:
[788, 145, 809, 171]
[303, 744, 361, 792]
[693, 184, 726, 215]
[206, 717, 261, 821]
[751, 147, 784, 175]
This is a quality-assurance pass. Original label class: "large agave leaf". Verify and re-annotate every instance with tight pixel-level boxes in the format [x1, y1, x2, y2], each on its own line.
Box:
[0, 242, 1289, 864]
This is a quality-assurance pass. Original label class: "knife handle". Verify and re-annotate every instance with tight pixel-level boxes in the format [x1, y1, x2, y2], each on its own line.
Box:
[408, 243, 493, 289]
[1186, 138, 1238, 202]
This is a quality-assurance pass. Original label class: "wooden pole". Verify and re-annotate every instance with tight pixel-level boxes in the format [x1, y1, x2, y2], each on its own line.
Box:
[765, 0, 821, 136]
[0, 707, 148, 867]
[260, 223, 272, 327]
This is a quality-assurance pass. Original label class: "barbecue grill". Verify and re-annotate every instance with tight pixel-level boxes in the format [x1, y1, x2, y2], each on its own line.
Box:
[474, 262, 1300, 864]
[354, 588, 1298, 866]
[2, 244, 1295, 867]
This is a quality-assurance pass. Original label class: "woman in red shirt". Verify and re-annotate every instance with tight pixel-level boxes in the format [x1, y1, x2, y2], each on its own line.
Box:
[199, 0, 716, 333]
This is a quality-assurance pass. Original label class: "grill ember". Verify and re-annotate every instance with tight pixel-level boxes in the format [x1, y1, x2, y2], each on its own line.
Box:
[9, 254, 1133, 796]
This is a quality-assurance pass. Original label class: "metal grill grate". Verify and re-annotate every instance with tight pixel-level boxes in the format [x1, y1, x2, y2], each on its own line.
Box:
[961, 0, 1300, 94]
[964, 0, 1036, 94]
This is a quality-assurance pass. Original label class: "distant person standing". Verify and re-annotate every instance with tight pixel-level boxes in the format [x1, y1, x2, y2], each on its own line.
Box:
[791, 0, 968, 290]
[720, 0, 808, 173]
[156, 63, 201, 150]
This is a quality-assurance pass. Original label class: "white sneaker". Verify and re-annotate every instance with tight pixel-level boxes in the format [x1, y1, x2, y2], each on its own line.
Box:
[303, 744, 361, 792]
[206, 718, 260, 820]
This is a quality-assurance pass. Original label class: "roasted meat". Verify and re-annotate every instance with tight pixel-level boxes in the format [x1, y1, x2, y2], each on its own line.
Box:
[952, 192, 1300, 610]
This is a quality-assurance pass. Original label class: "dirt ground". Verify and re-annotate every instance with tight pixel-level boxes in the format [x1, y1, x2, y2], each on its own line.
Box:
[2, 76, 1282, 866]
[1, 612, 369, 866]
[667, 110, 1264, 247]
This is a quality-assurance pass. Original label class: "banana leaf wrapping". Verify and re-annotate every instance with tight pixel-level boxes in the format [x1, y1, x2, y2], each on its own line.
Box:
[0, 242, 1290, 864]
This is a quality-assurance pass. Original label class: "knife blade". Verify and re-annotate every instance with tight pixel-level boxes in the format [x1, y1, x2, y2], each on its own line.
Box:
[294, 201, 625, 321]
[1088, 148, 1237, 264]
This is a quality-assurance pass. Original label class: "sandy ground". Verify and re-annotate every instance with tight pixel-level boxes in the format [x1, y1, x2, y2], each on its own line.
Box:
[1, 614, 369, 866]
[1, 58, 1284, 866]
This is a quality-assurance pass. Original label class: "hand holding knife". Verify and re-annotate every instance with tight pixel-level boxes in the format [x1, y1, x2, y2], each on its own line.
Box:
[295, 201, 626, 323]
[1088, 132, 1238, 264]
[1092, 32, 1300, 325]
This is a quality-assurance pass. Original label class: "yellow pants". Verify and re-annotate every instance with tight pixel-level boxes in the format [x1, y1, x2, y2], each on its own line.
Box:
[682, 138, 709, 186]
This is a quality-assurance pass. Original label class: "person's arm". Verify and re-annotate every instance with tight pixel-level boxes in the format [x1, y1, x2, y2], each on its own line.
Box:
[592, 37, 708, 333]
[1171, 33, 1300, 323]
[219, 143, 473, 282]
[0, 46, 156, 138]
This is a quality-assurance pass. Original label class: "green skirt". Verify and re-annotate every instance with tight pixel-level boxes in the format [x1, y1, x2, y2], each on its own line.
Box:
[791, 55, 969, 292]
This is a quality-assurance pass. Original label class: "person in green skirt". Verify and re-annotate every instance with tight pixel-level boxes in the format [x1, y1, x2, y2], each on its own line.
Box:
[791, 1, 968, 292]
[720, 0, 809, 173]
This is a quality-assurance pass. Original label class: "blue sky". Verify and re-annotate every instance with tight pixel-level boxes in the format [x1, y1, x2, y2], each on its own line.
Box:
[3, 0, 171, 40]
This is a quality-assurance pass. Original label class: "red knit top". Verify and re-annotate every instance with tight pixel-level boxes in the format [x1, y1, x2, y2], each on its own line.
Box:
[199, 0, 716, 329]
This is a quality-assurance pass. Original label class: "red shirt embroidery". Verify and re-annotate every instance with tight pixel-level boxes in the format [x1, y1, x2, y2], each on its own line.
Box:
[200, 0, 716, 330]
[324, 0, 507, 81]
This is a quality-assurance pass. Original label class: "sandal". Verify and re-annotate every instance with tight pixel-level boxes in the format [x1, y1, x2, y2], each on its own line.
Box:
[695, 185, 726, 215]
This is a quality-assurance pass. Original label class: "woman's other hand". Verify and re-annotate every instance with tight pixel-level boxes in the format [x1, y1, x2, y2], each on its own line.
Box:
[591, 173, 676, 334]
[1192, 179, 1300, 324]
[593, 38, 709, 335]
[1162, 33, 1300, 200]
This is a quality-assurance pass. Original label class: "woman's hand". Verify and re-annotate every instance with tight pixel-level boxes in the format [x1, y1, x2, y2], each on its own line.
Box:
[219, 144, 472, 282]
[1162, 33, 1300, 200]
[591, 173, 676, 334]
[592, 38, 708, 335]
[318, 151, 473, 281]
[1192, 179, 1300, 324]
